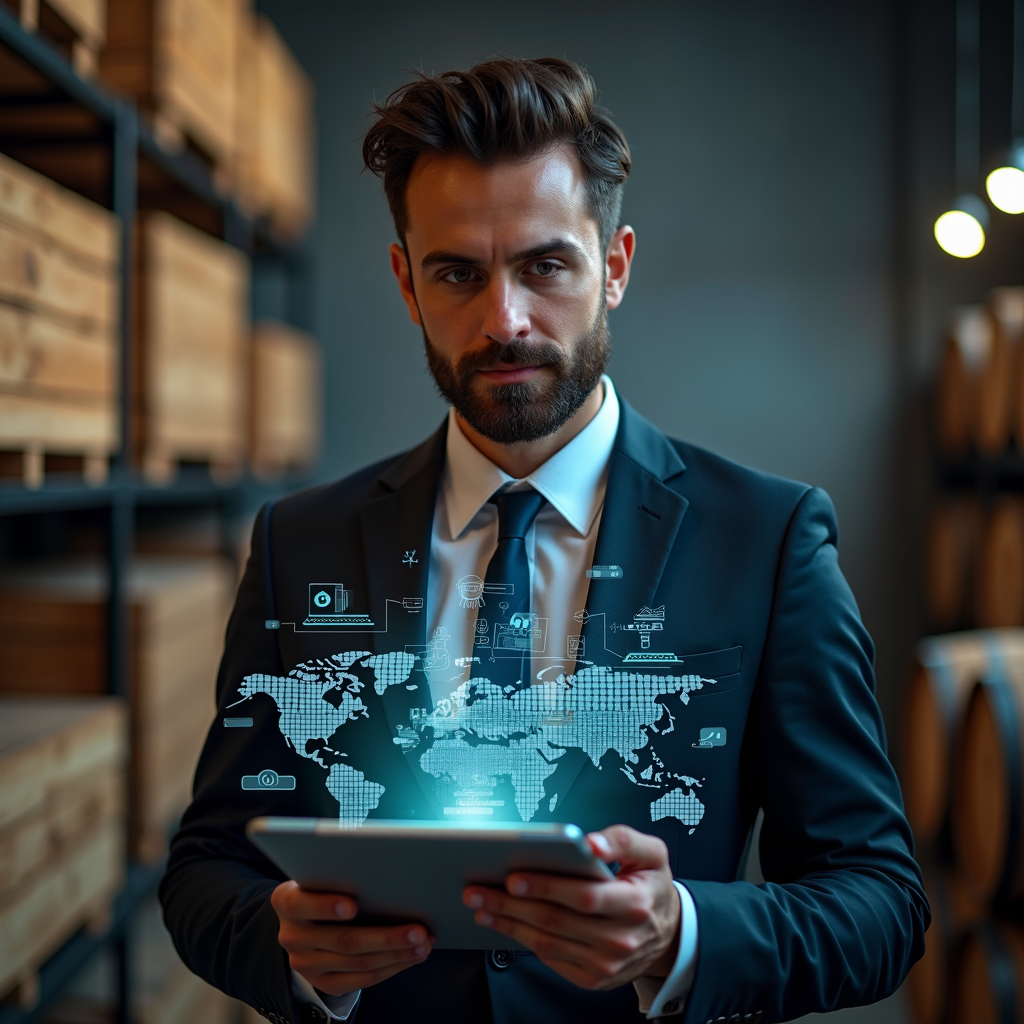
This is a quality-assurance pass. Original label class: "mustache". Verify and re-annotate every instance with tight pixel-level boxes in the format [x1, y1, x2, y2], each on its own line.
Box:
[456, 339, 565, 375]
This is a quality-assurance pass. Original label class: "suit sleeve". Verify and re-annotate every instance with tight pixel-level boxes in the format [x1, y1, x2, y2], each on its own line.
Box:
[158, 504, 308, 1022]
[680, 487, 929, 1024]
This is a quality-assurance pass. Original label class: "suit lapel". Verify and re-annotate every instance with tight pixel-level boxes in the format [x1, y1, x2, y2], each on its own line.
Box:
[562, 402, 690, 804]
[358, 424, 446, 815]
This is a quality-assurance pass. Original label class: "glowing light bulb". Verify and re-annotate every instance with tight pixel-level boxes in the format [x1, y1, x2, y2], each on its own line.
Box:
[987, 165, 1024, 213]
[934, 194, 988, 258]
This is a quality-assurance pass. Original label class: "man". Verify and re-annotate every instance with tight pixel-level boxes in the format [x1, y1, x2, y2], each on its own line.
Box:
[160, 57, 928, 1024]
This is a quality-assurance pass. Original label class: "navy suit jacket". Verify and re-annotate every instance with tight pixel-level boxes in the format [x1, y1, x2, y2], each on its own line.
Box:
[159, 400, 928, 1024]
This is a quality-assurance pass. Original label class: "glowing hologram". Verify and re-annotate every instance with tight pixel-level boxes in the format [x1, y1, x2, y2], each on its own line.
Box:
[328, 762, 384, 824]
[224, 717, 253, 728]
[650, 784, 705, 833]
[458, 575, 485, 609]
[586, 565, 623, 579]
[402, 550, 419, 566]
[241, 769, 296, 790]
[567, 635, 584, 658]
[694, 727, 727, 748]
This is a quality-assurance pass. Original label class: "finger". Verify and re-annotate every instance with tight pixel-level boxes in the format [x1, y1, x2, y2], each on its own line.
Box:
[279, 921, 432, 957]
[300, 952, 432, 997]
[500, 874, 639, 918]
[272, 880, 357, 923]
[588, 825, 669, 871]
[471, 908, 594, 969]
[464, 888, 611, 948]
[288, 940, 433, 976]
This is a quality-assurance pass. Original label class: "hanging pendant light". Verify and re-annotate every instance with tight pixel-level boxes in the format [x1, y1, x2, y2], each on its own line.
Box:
[936, 0, 988, 257]
[985, 0, 1024, 212]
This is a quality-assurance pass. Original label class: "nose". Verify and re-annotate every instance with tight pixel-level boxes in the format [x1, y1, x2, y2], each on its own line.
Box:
[480, 277, 530, 344]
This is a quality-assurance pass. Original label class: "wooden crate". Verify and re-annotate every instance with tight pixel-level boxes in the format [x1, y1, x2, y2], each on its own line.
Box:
[237, 12, 314, 239]
[2, 0, 106, 77]
[0, 558, 234, 862]
[98, 0, 240, 168]
[0, 698, 127, 1000]
[0, 152, 119, 487]
[137, 213, 248, 482]
[250, 319, 319, 479]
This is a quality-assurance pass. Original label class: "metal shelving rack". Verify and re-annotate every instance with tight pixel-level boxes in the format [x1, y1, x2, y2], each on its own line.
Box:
[0, 7, 311, 1021]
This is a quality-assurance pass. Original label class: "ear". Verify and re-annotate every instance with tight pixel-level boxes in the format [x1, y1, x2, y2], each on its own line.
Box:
[390, 242, 423, 326]
[604, 225, 635, 311]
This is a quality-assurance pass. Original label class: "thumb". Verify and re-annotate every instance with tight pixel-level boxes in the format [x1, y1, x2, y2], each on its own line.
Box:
[587, 824, 667, 871]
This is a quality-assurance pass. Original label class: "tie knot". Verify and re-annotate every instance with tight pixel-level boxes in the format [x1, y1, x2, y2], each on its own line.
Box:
[491, 487, 546, 541]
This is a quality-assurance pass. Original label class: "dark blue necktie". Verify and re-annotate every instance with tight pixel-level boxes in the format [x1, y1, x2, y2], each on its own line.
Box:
[473, 487, 546, 688]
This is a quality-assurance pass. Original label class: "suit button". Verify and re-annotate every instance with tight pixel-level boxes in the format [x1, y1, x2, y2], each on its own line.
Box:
[307, 1009, 328, 1022]
[490, 949, 515, 970]
[729, 1016, 742, 1024]
[662, 999, 682, 1013]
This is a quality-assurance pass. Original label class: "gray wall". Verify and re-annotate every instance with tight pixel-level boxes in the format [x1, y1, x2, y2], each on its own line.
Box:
[254, 0, 999, 740]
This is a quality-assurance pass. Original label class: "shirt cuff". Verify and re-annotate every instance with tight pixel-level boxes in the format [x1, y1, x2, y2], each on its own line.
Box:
[632, 881, 699, 1019]
[291, 969, 361, 1021]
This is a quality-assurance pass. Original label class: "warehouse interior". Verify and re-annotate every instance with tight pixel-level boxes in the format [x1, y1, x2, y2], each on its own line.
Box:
[2, 0, 1024, 1021]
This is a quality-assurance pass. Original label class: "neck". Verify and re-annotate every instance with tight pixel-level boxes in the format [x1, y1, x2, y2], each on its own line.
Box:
[454, 383, 605, 478]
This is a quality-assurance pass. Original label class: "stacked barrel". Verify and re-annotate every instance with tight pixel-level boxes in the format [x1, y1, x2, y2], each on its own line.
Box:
[902, 631, 1024, 1023]
[928, 290, 1024, 632]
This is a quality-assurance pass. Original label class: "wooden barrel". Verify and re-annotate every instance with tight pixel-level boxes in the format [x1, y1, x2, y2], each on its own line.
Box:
[902, 632, 1024, 843]
[926, 498, 982, 630]
[953, 642, 1024, 899]
[936, 306, 993, 457]
[907, 864, 983, 1024]
[952, 923, 1024, 1024]
[978, 289, 1024, 456]
[976, 499, 1024, 628]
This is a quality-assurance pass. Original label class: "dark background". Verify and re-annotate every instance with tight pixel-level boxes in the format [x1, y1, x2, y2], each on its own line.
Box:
[253, 0, 1024, 762]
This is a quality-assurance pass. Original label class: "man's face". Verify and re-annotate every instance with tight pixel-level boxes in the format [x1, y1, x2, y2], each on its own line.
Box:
[390, 147, 632, 445]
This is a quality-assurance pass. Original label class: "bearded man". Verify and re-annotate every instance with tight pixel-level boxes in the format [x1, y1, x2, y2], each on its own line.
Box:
[160, 56, 928, 1024]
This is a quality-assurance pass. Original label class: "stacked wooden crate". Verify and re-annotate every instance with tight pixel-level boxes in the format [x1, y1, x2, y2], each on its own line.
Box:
[136, 212, 250, 482]
[0, 557, 234, 862]
[0, 698, 127, 1005]
[2, 0, 107, 77]
[250, 319, 320, 480]
[901, 631, 1024, 1023]
[99, 0, 240, 172]
[0, 152, 119, 489]
[236, 10, 315, 239]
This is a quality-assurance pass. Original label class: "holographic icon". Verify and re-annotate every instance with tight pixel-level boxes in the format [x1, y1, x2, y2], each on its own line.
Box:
[493, 612, 547, 655]
[402, 597, 424, 611]
[498, 600, 510, 616]
[402, 550, 419, 567]
[303, 583, 373, 627]
[693, 727, 727, 748]
[475, 618, 489, 634]
[420, 626, 450, 671]
[241, 768, 296, 790]
[612, 605, 665, 649]
[223, 717, 253, 728]
[586, 565, 623, 579]
[458, 575, 486, 609]
[567, 635, 584, 658]
[573, 609, 591, 624]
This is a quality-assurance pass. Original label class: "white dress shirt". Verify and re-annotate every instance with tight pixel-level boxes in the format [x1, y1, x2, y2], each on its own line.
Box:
[295, 377, 697, 1020]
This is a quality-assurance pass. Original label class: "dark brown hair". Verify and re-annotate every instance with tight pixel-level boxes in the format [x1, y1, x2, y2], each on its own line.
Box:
[362, 57, 631, 250]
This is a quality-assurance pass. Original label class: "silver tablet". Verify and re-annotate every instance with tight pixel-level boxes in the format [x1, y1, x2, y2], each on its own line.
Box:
[247, 817, 613, 950]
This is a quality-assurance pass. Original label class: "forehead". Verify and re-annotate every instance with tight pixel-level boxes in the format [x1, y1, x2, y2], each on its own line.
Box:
[402, 146, 597, 254]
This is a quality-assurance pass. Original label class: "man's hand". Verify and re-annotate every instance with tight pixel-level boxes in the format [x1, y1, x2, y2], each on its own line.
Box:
[271, 881, 435, 997]
[462, 825, 680, 991]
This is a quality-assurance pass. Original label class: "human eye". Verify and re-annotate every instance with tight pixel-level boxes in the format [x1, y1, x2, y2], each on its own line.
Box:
[441, 266, 478, 285]
[525, 260, 564, 279]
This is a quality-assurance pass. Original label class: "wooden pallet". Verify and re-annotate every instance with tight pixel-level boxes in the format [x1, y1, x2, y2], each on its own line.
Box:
[0, 698, 127, 1002]
[0, 153, 120, 488]
[236, 12, 314, 239]
[250, 319, 319, 480]
[5, 0, 106, 78]
[0, 560, 234, 863]
[136, 212, 248, 484]
[99, 0, 241, 171]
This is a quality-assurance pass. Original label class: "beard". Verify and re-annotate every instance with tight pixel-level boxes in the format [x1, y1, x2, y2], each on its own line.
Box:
[423, 307, 611, 445]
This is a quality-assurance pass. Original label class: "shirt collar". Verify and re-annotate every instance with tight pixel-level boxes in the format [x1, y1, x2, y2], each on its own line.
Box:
[442, 375, 620, 540]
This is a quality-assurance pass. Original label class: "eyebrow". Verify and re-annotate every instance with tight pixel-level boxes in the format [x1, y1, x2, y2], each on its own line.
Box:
[419, 237, 587, 270]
